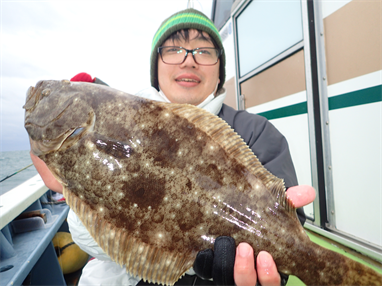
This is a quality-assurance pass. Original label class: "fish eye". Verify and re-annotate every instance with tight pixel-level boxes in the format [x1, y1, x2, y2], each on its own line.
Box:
[69, 127, 85, 138]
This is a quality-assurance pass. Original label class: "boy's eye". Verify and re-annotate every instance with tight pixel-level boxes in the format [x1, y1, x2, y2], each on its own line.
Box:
[197, 49, 211, 55]
[165, 47, 183, 53]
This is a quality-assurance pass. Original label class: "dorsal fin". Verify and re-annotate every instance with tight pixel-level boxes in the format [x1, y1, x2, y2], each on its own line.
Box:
[268, 179, 297, 216]
[160, 102, 297, 214]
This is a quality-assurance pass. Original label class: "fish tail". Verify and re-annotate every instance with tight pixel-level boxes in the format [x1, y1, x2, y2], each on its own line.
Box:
[293, 243, 382, 285]
[340, 258, 382, 286]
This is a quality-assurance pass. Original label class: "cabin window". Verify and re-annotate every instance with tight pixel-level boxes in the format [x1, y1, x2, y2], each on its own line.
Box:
[236, 0, 303, 77]
[211, 0, 235, 31]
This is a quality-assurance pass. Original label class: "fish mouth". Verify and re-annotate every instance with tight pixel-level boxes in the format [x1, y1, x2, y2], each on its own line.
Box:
[28, 127, 76, 157]
[28, 111, 96, 157]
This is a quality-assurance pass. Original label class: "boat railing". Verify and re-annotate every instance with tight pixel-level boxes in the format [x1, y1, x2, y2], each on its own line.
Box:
[0, 174, 69, 286]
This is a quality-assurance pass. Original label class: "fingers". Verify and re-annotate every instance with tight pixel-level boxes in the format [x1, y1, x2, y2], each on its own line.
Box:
[287, 185, 316, 208]
[212, 236, 236, 285]
[30, 151, 63, 193]
[256, 251, 281, 286]
[234, 243, 257, 286]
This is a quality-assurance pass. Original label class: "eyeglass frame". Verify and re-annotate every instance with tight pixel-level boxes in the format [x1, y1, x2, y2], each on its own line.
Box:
[157, 46, 223, 66]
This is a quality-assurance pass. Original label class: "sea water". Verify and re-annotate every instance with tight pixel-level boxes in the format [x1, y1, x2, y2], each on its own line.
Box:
[0, 150, 38, 196]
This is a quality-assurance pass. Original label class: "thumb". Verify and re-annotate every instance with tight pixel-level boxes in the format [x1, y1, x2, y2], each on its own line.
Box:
[287, 185, 316, 208]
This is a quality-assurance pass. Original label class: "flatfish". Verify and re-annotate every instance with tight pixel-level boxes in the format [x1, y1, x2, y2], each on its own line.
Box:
[24, 80, 382, 285]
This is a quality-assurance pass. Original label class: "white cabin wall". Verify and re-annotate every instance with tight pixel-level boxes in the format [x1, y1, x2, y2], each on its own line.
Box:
[228, 0, 381, 252]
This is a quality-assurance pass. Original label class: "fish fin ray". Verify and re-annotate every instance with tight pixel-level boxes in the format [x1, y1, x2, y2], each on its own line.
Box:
[65, 190, 194, 286]
[268, 179, 297, 216]
[162, 103, 283, 190]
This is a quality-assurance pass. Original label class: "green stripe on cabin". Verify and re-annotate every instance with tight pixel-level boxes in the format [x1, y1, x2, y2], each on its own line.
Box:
[257, 85, 382, 120]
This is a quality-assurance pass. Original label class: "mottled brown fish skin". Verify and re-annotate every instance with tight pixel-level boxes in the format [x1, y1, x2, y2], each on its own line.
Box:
[24, 80, 382, 285]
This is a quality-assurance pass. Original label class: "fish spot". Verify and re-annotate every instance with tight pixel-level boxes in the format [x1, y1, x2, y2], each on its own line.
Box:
[176, 208, 204, 232]
[87, 142, 95, 149]
[196, 164, 223, 190]
[135, 211, 144, 219]
[186, 179, 192, 190]
[125, 162, 140, 173]
[286, 237, 295, 248]
[88, 196, 99, 204]
[152, 212, 164, 223]
[122, 176, 166, 210]
[171, 232, 183, 243]
[91, 168, 103, 180]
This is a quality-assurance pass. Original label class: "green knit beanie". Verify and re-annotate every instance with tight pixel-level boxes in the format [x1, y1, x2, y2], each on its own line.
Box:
[150, 8, 226, 92]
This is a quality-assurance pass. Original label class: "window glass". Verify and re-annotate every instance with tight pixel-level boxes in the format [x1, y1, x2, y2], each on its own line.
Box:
[237, 0, 303, 77]
[213, 0, 235, 30]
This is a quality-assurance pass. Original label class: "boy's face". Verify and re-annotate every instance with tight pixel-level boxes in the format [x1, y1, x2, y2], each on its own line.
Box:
[157, 29, 220, 105]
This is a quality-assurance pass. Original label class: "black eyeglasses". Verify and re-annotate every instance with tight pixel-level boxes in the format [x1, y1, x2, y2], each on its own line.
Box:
[158, 46, 222, 66]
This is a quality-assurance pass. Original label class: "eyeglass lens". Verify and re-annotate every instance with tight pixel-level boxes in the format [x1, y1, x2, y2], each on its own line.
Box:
[160, 47, 219, 65]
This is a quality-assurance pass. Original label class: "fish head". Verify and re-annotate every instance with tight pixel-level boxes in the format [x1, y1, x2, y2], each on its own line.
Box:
[23, 80, 95, 157]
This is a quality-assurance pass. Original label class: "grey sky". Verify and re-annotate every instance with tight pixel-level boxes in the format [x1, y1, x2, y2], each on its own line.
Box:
[1, 0, 212, 152]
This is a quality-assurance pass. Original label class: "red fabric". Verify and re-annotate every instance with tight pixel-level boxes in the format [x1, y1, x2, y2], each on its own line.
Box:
[70, 73, 95, 83]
